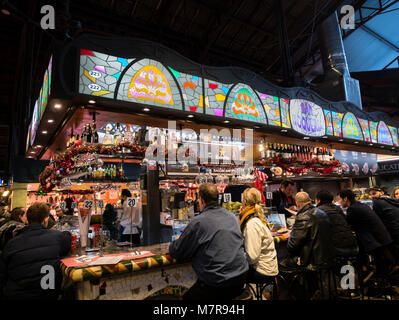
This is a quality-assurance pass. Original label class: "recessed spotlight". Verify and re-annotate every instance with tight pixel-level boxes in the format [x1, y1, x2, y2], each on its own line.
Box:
[187, 114, 194, 118]
[48, 119, 54, 123]
[88, 100, 96, 104]
[281, 129, 288, 133]
[303, 137, 310, 140]
[27, 156, 33, 159]
[354, 141, 359, 144]
[369, 143, 373, 146]
[254, 126, 260, 129]
[35, 145, 42, 148]
[143, 108, 150, 112]
[42, 131, 48, 134]
[223, 120, 230, 124]
[392, 147, 395, 150]
[339, 139, 344, 142]
[29, 151, 35, 154]
[54, 104, 62, 109]
[381, 146, 384, 148]
[322, 136, 328, 139]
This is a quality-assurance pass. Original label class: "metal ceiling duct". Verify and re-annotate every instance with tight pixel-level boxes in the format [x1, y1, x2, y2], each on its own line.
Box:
[316, 12, 362, 109]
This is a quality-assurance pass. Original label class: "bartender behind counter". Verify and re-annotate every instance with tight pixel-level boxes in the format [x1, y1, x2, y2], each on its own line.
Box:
[272, 180, 296, 218]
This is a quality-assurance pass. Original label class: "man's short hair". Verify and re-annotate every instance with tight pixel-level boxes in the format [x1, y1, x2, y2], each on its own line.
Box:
[199, 183, 219, 207]
[367, 186, 383, 193]
[281, 180, 295, 188]
[121, 189, 132, 198]
[338, 190, 356, 203]
[27, 202, 50, 224]
[315, 190, 334, 204]
[10, 207, 25, 222]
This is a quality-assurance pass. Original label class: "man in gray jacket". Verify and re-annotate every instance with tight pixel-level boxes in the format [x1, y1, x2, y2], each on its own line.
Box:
[169, 183, 248, 300]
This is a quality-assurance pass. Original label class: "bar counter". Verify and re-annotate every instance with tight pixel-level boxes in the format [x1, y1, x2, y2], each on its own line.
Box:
[61, 243, 196, 300]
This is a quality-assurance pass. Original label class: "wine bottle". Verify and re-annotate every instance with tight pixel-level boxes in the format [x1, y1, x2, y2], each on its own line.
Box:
[92, 121, 99, 144]
[114, 123, 122, 145]
[103, 126, 113, 145]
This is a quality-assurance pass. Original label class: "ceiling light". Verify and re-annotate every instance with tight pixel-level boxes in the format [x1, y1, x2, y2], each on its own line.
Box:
[42, 131, 48, 134]
[223, 120, 230, 124]
[54, 104, 62, 109]
[303, 137, 310, 140]
[281, 129, 288, 133]
[143, 108, 150, 112]
[48, 119, 54, 123]
[354, 141, 359, 144]
[254, 126, 260, 129]
[29, 151, 35, 154]
[322, 136, 328, 139]
[35, 145, 42, 148]
[187, 114, 194, 118]
[88, 100, 96, 104]
[339, 139, 344, 142]
[2, 191, 9, 197]
[369, 143, 373, 146]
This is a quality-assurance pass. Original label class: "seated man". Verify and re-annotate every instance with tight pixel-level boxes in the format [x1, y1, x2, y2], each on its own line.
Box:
[169, 183, 249, 300]
[315, 190, 358, 259]
[368, 186, 399, 261]
[338, 190, 394, 275]
[0, 202, 71, 300]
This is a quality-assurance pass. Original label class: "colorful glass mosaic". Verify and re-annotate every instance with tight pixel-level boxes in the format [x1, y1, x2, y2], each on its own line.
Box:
[324, 111, 334, 136]
[256, 92, 280, 126]
[79, 49, 133, 99]
[331, 112, 343, 137]
[342, 113, 363, 141]
[358, 118, 371, 142]
[290, 99, 325, 137]
[388, 126, 398, 147]
[279, 98, 291, 128]
[170, 67, 203, 113]
[378, 121, 393, 145]
[225, 84, 266, 123]
[204, 79, 233, 117]
[117, 59, 182, 110]
[369, 121, 378, 143]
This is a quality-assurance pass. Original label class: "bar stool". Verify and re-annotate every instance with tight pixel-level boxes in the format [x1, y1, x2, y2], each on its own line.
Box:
[314, 267, 338, 300]
[276, 268, 308, 300]
[246, 277, 278, 300]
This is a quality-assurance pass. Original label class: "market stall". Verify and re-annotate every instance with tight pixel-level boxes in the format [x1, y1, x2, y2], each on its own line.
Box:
[23, 34, 399, 299]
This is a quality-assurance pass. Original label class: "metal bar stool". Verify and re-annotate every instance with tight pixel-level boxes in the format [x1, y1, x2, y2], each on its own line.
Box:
[247, 277, 278, 300]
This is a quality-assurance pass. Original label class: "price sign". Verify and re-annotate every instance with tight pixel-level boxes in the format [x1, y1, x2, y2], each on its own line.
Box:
[98, 199, 104, 209]
[71, 202, 78, 209]
[59, 201, 66, 210]
[266, 192, 273, 200]
[223, 193, 232, 203]
[127, 197, 137, 208]
[84, 200, 94, 210]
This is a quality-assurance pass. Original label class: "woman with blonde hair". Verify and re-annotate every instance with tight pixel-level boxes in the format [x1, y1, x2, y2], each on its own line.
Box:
[239, 188, 278, 284]
[390, 186, 399, 200]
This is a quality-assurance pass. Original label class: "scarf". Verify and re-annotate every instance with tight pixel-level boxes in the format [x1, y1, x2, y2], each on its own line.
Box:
[239, 205, 256, 235]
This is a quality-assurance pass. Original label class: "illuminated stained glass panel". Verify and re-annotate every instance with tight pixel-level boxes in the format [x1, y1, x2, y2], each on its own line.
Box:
[378, 121, 393, 145]
[324, 111, 334, 136]
[225, 84, 266, 124]
[256, 92, 280, 126]
[204, 79, 233, 117]
[116, 59, 183, 110]
[79, 49, 133, 99]
[289, 99, 325, 137]
[332, 112, 343, 137]
[342, 112, 363, 141]
[369, 121, 378, 143]
[358, 118, 371, 142]
[388, 126, 398, 147]
[30, 100, 39, 146]
[170, 67, 203, 113]
[279, 98, 291, 128]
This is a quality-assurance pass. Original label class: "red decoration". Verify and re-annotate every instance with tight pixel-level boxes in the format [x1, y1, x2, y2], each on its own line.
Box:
[80, 49, 95, 56]
[209, 83, 218, 90]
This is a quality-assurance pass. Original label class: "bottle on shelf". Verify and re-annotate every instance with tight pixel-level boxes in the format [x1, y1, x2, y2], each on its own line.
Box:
[81, 125, 87, 144]
[317, 148, 323, 161]
[114, 123, 122, 146]
[87, 124, 92, 143]
[92, 121, 99, 144]
[119, 164, 124, 179]
[265, 143, 271, 158]
[102, 126, 113, 145]
[329, 148, 335, 161]
[122, 124, 133, 153]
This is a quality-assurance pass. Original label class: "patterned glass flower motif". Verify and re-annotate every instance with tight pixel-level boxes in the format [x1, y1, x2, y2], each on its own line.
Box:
[128, 65, 173, 105]
[231, 89, 259, 120]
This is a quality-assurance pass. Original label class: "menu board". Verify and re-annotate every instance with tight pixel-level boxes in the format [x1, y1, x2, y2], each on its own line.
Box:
[333, 150, 378, 176]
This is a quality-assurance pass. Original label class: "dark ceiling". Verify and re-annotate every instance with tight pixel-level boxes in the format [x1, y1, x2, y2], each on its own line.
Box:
[0, 0, 370, 181]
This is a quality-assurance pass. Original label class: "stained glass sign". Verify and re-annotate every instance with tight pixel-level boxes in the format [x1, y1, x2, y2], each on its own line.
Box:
[377, 121, 393, 145]
[290, 99, 325, 137]
[342, 112, 363, 141]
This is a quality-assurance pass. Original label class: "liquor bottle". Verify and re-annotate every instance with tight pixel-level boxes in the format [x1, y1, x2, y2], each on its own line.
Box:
[92, 121, 99, 144]
[87, 124, 92, 143]
[92, 166, 97, 180]
[87, 166, 93, 180]
[103, 126, 113, 145]
[80, 125, 87, 144]
[114, 123, 122, 145]
[329, 148, 335, 161]
[113, 165, 117, 179]
[265, 143, 271, 158]
[123, 124, 133, 153]
[119, 164, 124, 179]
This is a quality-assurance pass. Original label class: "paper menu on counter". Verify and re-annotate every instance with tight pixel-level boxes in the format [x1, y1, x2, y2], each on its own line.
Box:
[88, 256, 123, 266]
[285, 208, 298, 216]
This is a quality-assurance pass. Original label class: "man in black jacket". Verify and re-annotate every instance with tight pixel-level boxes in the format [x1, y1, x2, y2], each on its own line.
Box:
[338, 190, 394, 274]
[315, 190, 358, 258]
[0, 202, 71, 300]
[369, 186, 399, 260]
[286, 192, 335, 270]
